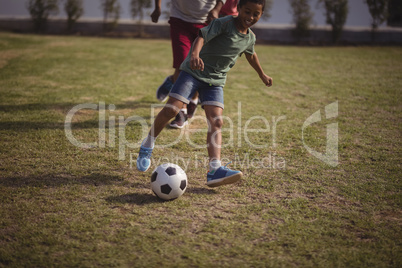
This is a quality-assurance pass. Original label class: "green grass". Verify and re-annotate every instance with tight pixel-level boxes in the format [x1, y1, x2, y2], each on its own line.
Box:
[0, 32, 401, 267]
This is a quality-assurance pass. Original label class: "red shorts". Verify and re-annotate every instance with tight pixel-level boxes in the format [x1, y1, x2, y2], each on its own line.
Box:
[169, 17, 207, 69]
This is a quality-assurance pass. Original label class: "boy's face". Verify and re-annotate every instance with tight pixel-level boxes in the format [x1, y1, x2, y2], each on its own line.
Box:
[237, 2, 263, 29]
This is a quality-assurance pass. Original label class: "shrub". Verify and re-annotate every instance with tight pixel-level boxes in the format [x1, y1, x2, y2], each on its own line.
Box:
[288, 0, 314, 41]
[26, 0, 59, 33]
[318, 0, 348, 44]
[101, 0, 121, 32]
[64, 0, 84, 32]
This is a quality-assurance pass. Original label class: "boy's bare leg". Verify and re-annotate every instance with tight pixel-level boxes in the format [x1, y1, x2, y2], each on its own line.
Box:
[137, 97, 183, 172]
[204, 105, 242, 187]
[137, 96, 184, 172]
[150, 96, 184, 138]
[204, 105, 223, 163]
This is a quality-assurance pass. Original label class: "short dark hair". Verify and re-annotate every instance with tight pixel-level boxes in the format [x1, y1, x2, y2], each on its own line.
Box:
[238, 0, 266, 12]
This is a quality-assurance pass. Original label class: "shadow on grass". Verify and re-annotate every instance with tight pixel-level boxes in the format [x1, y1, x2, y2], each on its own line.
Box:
[186, 187, 218, 195]
[0, 100, 156, 113]
[106, 193, 161, 205]
[0, 120, 101, 131]
[0, 100, 157, 131]
[106, 187, 218, 205]
[0, 173, 125, 188]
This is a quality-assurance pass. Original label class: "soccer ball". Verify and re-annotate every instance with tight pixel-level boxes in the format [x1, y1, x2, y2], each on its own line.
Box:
[150, 163, 188, 200]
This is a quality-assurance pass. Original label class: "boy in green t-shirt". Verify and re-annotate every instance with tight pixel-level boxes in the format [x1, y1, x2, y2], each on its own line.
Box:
[137, 0, 273, 187]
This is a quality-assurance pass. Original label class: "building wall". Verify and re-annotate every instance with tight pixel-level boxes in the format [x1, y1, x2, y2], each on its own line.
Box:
[1, 18, 401, 44]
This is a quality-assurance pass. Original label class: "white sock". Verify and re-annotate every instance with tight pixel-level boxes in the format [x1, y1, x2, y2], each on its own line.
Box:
[141, 134, 156, 148]
[209, 159, 221, 172]
[190, 98, 198, 105]
[181, 108, 187, 114]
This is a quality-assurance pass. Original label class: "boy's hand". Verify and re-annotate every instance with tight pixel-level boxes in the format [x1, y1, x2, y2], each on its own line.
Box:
[206, 9, 219, 24]
[207, 0, 224, 24]
[261, 74, 273, 87]
[151, 8, 161, 23]
[190, 56, 204, 71]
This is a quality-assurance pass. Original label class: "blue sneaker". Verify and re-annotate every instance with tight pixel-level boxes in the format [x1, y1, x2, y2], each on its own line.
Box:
[137, 145, 154, 172]
[156, 75, 173, 102]
[206, 163, 242, 188]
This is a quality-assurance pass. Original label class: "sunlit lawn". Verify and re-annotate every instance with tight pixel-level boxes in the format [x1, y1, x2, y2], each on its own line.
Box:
[0, 32, 401, 267]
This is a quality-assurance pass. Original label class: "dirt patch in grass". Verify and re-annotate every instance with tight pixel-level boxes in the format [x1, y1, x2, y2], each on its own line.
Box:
[0, 50, 22, 69]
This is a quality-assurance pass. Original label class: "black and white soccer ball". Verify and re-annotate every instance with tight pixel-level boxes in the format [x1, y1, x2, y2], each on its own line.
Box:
[150, 163, 188, 200]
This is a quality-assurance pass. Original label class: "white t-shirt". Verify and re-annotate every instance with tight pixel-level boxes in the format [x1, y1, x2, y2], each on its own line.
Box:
[170, 0, 226, 24]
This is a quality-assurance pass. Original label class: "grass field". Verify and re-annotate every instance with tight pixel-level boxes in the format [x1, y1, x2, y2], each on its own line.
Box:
[0, 32, 401, 267]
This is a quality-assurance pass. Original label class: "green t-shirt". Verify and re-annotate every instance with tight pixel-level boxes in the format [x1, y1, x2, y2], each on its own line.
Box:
[180, 15, 256, 87]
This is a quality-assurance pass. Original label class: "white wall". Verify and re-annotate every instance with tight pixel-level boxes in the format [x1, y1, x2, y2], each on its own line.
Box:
[0, 0, 386, 28]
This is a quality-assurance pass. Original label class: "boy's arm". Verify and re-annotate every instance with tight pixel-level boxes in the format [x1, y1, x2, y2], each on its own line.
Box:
[246, 52, 273, 87]
[190, 36, 205, 71]
[207, 0, 225, 24]
[151, 0, 162, 23]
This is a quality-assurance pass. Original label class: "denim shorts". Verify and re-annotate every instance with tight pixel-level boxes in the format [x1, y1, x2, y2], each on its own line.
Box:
[169, 71, 224, 109]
